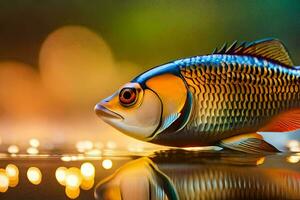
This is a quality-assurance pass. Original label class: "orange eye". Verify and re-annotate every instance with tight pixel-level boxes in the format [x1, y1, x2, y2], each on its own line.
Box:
[119, 88, 137, 106]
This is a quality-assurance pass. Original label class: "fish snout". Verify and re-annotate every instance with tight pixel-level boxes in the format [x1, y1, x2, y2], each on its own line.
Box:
[94, 101, 123, 120]
[94, 102, 106, 117]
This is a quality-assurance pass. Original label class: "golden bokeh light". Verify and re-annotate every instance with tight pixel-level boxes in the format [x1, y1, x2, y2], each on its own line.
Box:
[65, 167, 82, 189]
[56, 164, 96, 197]
[5, 164, 19, 187]
[66, 174, 80, 188]
[80, 178, 94, 190]
[0, 169, 9, 193]
[65, 186, 80, 199]
[27, 147, 39, 155]
[55, 167, 67, 186]
[27, 167, 42, 185]
[0, 25, 157, 152]
[7, 145, 19, 154]
[29, 138, 40, 148]
[5, 164, 18, 178]
[102, 159, 113, 169]
[39, 25, 117, 108]
[8, 178, 19, 188]
[61, 156, 72, 162]
[80, 162, 95, 179]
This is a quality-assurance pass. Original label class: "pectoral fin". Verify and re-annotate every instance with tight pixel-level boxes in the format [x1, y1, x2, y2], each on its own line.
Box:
[219, 133, 280, 153]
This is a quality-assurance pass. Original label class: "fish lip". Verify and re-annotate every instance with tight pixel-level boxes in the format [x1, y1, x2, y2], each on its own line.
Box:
[94, 104, 123, 120]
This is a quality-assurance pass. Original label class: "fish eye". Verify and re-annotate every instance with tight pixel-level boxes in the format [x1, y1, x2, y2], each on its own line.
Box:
[119, 88, 137, 106]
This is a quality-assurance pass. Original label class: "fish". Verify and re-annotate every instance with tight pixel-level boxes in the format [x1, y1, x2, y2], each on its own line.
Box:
[94, 155, 300, 200]
[95, 38, 300, 153]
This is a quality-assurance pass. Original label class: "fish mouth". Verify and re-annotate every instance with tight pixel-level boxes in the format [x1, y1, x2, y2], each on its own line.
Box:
[94, 104, 123, 120]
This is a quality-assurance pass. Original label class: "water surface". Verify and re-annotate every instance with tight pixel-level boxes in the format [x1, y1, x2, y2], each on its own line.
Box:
[0, 150, 299, 200]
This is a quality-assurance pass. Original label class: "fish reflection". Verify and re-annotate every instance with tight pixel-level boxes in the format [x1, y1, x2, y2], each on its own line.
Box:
[95, 152, 300, 200]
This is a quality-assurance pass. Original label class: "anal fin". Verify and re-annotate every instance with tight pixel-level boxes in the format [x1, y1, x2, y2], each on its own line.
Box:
[220, 133, 280, 154]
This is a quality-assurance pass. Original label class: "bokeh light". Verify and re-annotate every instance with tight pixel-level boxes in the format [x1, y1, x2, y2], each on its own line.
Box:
[65, 167, 82, 189]
[5, 165, 18, 178]
[80, 162, 95, 179]
[29, 138, 40, 148]
[65, 186, 80, 199]
[55, 164, 96, 198]
[80, 178, 94, 190]
[27, 167, 42, 185]
[0, 169, 9, 193]
[7, 145, 19, 154]
[55, 167, 67, 186]
[5, 164, 19, 187]
[102, 159, 113, 169]
[39, 25, 117, 108]
[26, 147, 39, 155]
[61, 156, 72, 162]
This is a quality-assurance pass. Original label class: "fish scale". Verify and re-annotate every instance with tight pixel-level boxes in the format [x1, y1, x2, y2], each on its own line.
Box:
[176, 54, 300, 143]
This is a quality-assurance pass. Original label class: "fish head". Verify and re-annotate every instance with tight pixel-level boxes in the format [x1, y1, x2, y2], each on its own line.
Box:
[95, 82, 162, 140]
[95, 71, 192, 141]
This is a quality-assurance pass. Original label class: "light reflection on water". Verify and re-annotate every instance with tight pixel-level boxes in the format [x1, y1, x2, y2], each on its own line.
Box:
[0, 150, 298, 199]
[95, 151, 300, 200]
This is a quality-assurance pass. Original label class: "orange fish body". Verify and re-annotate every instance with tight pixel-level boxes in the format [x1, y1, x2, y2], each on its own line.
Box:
[95, 38, 300, 153]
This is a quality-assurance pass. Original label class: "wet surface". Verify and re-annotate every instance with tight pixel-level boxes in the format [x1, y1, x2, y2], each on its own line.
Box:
[0, 150, 299, 200]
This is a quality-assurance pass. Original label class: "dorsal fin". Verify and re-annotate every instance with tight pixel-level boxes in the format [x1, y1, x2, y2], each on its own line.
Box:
[212, 38, 294, 67]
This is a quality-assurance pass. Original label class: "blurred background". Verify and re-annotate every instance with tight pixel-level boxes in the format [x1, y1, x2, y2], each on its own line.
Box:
[0, 0, 299, 153]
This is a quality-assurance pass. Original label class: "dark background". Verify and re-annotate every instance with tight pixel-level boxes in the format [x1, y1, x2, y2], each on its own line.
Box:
[0, 0, 299, 69]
